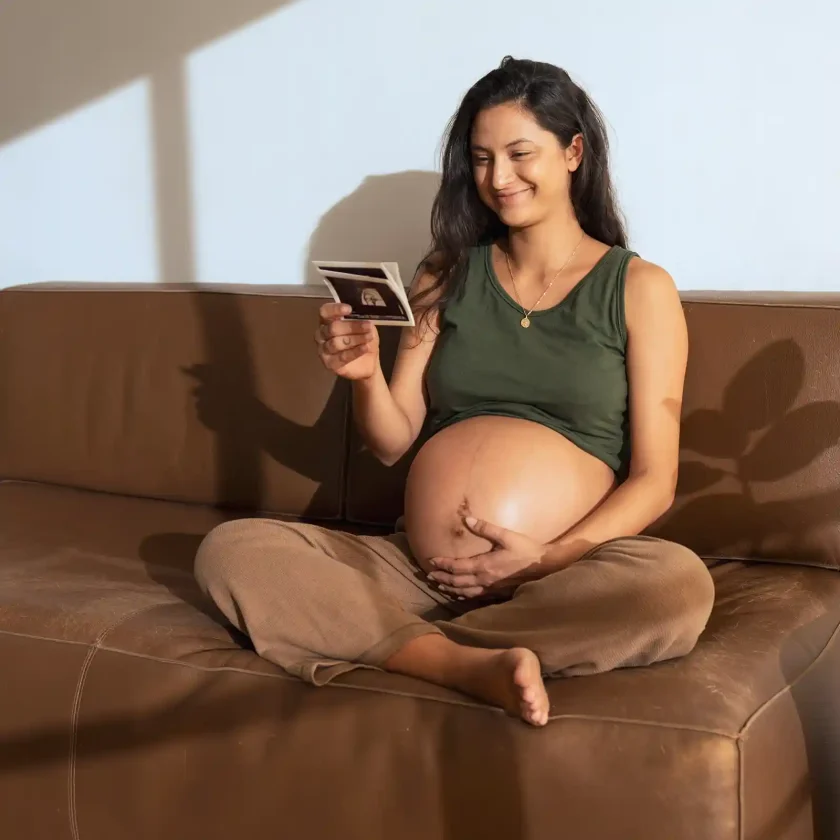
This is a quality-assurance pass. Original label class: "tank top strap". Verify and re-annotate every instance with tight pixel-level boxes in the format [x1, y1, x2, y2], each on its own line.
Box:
[569, 244, 638, 347]
[442, 244, 494, 317]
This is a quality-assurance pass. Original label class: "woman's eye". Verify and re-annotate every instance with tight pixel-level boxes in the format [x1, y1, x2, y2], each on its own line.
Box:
[473, 157, 489, 165]
[511, 152, 530, 159]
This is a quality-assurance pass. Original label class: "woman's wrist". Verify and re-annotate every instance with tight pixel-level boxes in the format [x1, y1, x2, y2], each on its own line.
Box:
[540, 539, 588, 573]
[351, 358, 384, 389]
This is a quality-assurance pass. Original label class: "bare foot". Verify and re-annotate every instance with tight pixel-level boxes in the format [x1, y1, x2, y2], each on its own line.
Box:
[384, 636, 549, 727]
[465, 648, 550, 727]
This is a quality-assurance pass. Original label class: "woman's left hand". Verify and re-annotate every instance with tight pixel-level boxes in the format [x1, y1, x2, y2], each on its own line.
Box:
[427, 517, 547, 600]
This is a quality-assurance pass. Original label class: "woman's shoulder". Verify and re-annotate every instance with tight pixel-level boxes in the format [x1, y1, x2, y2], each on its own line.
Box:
[623, 255, 682, 331]
[624, 255, 677, 295]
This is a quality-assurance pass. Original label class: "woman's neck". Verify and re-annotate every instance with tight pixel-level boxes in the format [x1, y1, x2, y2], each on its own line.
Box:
[506, 210, 585, 280]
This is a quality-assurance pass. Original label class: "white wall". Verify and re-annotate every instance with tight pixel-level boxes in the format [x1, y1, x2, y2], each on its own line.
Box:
[1, 0, 838, 290]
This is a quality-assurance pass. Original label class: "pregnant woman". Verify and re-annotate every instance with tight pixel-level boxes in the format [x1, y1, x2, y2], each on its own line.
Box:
[196, 57, 715, 727]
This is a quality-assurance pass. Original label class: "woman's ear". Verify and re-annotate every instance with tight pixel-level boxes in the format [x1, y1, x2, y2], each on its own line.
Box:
[566, 133, 584, 173]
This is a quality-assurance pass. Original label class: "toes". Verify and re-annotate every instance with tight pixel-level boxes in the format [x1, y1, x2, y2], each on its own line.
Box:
[524, 701, 548, 727]
[525, 692, 549, 726]
[520, 694, 546, 723]
[522, 706, 547, 727]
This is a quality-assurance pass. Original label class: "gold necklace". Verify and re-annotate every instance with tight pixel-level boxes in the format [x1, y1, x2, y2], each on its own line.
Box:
[504, 232, 586, 328]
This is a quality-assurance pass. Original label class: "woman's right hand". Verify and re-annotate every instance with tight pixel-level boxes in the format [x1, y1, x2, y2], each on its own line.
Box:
[315, 303, 380, 381]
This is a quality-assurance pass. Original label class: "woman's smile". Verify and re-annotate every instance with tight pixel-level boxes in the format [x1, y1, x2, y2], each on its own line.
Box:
[496, 187, 534, 207]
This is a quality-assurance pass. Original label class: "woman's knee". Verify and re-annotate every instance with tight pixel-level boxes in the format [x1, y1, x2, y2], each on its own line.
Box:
[194, 518, 293, 595]
[641, 537, 715, 641]
[195, 520, 242, 595]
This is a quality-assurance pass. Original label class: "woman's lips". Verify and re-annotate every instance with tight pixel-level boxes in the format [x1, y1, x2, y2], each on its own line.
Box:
[496, 188, 532, 206]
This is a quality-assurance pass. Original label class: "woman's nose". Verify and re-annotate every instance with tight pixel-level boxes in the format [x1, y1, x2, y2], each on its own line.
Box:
[491, 160, 516, 191]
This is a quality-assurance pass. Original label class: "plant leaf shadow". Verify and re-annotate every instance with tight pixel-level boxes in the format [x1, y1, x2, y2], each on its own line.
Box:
[650, 339, 840, 566]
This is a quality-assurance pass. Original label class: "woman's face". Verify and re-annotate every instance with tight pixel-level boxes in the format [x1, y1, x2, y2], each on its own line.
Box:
[470, 102, 581, 229]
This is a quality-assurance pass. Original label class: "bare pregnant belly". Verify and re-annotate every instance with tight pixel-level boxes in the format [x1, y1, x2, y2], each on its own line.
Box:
[403, 416, 617, 571]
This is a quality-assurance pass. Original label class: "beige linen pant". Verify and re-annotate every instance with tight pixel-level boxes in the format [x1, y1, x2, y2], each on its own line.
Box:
[195, 518, 715, 685]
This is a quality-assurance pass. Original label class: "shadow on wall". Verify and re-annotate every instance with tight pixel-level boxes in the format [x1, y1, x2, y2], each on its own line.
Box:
[181, 170, 440, 519]
[1, 3, 440, 287]
[1, 2, 440, 519]
[0, 0, 303, 284]
[305, 170, 440, 286]
[650, 338, 840, 563]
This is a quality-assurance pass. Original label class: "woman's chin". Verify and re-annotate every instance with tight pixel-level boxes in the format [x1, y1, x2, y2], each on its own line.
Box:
[497, 207, 537, 228]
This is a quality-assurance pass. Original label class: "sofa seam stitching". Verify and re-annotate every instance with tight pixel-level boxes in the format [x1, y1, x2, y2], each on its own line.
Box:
[736, 612, 840, 740]
[734, 611, 840, 840]
[0, 627, 734, 736]
[0, 478, 344, 524]
[7, 612, 837, 740]
[738, 736, 744, 840]
[66, 604, 167, 840]
[98, 638, 738, 735]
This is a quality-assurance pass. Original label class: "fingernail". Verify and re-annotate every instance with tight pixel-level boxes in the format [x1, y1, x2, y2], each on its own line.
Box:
[465, 516, 477, 527]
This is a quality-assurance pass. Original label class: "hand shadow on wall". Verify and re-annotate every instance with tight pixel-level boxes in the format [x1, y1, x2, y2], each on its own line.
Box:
[652, 338, 840, 564]
[304, 171, 443, 525]
[304, 170, 440, 285]
[142, 171, 440, 595]
[181, 169, 439, 520]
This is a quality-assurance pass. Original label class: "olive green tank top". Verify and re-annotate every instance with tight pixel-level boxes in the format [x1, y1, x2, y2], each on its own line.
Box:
[424, 242, 636, 476]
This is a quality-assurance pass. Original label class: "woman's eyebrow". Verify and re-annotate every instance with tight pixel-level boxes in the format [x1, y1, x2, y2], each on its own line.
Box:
[471, 138, 534, 151]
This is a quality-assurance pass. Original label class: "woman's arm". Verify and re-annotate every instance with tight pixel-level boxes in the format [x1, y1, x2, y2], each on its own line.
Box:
[353, 270, 442, 466]
[540, 257, 688, 570]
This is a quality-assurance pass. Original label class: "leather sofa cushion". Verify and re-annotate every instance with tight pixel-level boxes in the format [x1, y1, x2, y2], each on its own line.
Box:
[1, 480, 839, 839]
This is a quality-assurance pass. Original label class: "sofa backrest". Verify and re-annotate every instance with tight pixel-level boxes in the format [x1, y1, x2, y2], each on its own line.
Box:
[0, 284, 349, 520]
[3, 285, 840, 568]
[648, 294, 840, 569]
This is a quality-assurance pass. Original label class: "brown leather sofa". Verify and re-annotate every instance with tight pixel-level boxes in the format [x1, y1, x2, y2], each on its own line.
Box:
[1, 283, 839, 840]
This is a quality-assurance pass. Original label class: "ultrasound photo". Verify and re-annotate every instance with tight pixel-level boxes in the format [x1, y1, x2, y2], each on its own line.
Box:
[322, 275, 410, 322]
[313, 260, 414, 326]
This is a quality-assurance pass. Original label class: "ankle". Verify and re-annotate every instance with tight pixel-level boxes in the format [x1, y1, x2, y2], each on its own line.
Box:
[384, 633, 487, 688]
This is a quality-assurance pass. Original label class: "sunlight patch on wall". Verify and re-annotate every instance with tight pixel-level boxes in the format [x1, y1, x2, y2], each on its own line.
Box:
[186, 0, 443, 286]
[0, 79, 158, 287]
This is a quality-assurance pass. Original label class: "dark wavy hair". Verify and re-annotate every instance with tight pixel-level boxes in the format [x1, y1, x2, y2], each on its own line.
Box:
[412, 56, 627, 327]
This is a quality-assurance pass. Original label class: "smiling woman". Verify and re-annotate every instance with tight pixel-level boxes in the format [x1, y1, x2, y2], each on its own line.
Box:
[471, 112, 579, 227]
[195, 56, 715, 728]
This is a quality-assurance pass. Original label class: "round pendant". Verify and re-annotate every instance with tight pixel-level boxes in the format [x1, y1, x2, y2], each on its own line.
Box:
[521, 316, 531, 328]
